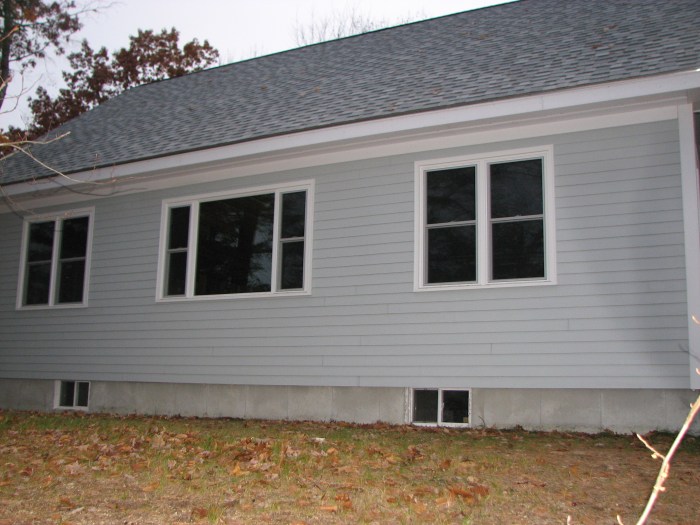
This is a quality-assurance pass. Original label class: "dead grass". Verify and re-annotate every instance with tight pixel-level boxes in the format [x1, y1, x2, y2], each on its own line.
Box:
[0, 410, 699, 525]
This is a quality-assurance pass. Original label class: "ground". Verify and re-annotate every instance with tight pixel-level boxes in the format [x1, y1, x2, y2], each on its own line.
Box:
[1, 411, 699, 524]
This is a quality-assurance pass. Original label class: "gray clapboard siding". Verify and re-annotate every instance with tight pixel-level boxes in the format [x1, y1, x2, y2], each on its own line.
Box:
[0, 118, 692, 389]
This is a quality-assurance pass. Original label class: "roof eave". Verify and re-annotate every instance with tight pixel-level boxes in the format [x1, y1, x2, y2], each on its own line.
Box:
[3, 68, 700, 202]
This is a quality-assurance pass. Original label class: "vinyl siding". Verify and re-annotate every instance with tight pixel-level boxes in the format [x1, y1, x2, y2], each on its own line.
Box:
[0, 119, 690, 389]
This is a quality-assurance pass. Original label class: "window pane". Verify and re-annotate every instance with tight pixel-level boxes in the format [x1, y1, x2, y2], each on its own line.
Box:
[281, 191, 306, 238]
[76, 382, 90, 407]
[168, 206, 190, 250]
[427, 226, 476, 283]
[490, 159, 543, 219]
[25, 263, 51, 305]
[413, 389, 438, 423]
[442, 390, 470, 424]
[427, 167, 476, 224]
[166, 251, 188, 296]
[60, 217, 89, 259]
[196, 194, 274, 295]
[281, 241, 304, 289]
[27, 221, 54, 262]
[57, 260, 86, 303]
[492, 220, 544, 280]
[60, 381, 75, 407]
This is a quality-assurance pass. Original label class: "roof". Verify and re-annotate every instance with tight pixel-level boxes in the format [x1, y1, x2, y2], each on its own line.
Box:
[3, 0, 700, 185]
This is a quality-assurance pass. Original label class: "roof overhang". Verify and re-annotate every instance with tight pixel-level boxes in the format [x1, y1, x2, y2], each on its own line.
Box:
[2, 69, 700, 211]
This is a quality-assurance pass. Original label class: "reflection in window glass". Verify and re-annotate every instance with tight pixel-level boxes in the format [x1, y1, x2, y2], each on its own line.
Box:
[420, 154, 548, 287]
[164, 187, 309, 298]
[442, 390, 470, 424]
[489, 159, 544, 281]
[412, 389, 470, 425]
[426, 167, 476, 284]
[280, 191, 306, 290]
[25, 222, 54, 305]
[23, 215, 90, 306]
[427, 167, 476, 224]
[57, 217, 89, 304]
[166, 206, 190, 296]
[413, 389, 439, 423]
[196, 194, 275, 295]
[427, 226, 476, 283]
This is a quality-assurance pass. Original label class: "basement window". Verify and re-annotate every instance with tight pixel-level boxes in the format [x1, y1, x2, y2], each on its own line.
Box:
[56, 381, 90, 410]
[412, 388, 470, 426]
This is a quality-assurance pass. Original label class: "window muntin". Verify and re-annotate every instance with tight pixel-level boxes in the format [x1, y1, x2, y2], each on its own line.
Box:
[416, 148, 554, 290]
[159, 183, 311, 300]
[19, 210, 93, 308]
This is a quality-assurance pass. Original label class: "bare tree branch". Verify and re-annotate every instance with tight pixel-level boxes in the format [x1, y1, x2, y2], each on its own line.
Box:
[616, 368, 700, 525]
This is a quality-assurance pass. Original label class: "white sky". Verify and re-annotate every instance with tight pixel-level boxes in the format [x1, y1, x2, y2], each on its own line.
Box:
[2, 0, 511, 129]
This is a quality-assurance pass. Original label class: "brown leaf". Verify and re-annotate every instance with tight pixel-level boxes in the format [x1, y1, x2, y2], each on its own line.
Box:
[142, 481, 159, 493]
[131, 461, 149, 472]
[319, 505, 338, 512]
[472, 484, 490, 497]
[63, 461, 85, 476]
[191, 507, 207, 520]
[385, 455, 400, 465]
[435, 495, 454, 508]
[58, 496, 78, 509]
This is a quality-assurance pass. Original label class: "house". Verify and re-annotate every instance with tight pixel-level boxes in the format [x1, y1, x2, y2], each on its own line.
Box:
[1, 0, 699, 433]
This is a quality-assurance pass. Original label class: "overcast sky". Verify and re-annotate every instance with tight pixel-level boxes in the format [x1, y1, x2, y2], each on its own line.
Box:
[2, 0, 512, 128]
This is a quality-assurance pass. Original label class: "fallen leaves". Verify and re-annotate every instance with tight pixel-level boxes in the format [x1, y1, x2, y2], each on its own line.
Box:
[1, 412, 699, 525]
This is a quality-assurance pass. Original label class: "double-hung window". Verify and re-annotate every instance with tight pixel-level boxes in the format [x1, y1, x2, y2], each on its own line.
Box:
[416, 147, 555, 289]
[159, 181, 313, 299]
[18, 209, 94, 308]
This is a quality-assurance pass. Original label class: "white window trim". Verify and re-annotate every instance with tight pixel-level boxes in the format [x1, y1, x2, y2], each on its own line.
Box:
[414, 146, 557, 291]
[156, 180, 314, 302]
[410, 388, 472, 427]
[16, 207, 95, 310]
[54, 380, 90, 411]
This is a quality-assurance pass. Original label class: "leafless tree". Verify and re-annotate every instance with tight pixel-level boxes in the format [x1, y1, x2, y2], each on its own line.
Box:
[294, 5, 423, 46]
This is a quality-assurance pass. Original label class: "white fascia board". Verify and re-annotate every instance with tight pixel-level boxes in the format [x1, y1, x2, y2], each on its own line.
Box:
[4, 69, 700, 204]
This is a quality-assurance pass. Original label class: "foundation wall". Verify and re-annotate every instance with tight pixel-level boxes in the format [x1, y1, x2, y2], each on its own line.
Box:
[1, 379, 698, 434]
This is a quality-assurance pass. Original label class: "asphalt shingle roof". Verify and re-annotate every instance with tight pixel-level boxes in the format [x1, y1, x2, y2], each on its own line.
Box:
[2, 0, 699, 185]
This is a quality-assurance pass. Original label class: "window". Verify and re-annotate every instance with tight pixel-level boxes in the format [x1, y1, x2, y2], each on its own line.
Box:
[56, 380, 90, 410]
[159, 182, 313, 299]
[412, 389, 470, 426]
[416, 147, 555, 290]
[18, 209, 94, 308]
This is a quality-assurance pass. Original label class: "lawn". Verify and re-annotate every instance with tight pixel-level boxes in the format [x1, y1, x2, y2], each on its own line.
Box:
[1, 411, 698, 524]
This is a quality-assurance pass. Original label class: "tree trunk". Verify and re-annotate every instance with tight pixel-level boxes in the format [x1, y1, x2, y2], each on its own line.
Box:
[0, 0, 15, 112]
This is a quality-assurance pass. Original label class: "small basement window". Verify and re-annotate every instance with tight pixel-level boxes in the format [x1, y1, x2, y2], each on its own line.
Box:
[57, 381, 90, 409]
[412, 388, 470, 426]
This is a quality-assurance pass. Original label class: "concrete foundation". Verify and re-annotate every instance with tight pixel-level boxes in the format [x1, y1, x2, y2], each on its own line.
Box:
[0, 379, 697, 434]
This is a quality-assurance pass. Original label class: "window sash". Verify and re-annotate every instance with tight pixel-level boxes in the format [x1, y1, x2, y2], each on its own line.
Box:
[160, 184, 310, 299]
